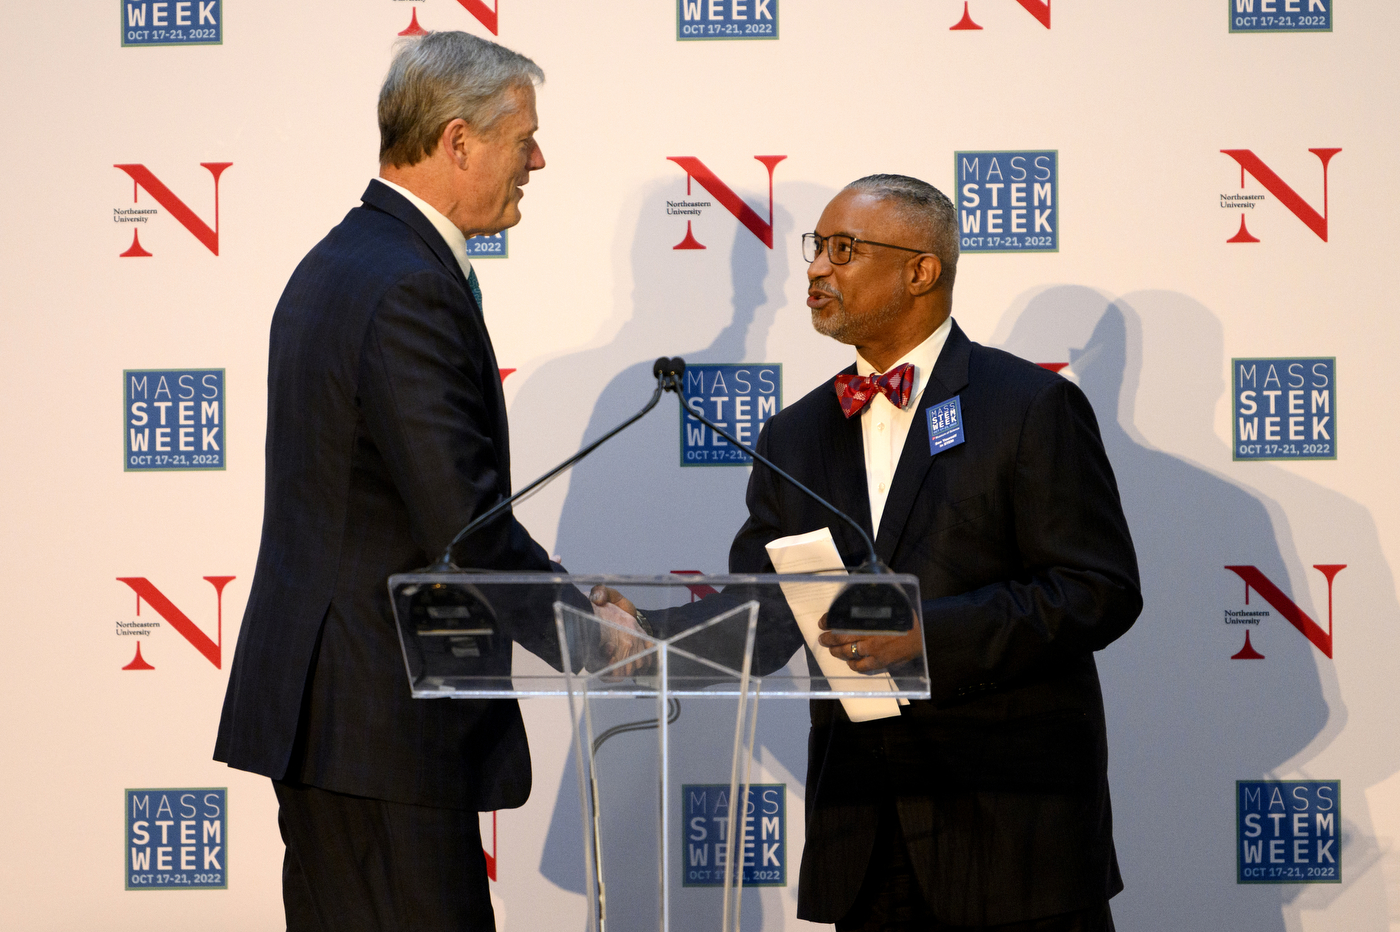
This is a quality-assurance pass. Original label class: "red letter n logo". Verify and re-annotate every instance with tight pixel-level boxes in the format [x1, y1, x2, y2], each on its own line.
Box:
[667, 156, 786, 250]
[116, 576, 236, 669]
[398, 1, 496, 36]
[1224, 564, 1345, 659]
[670, 570, 719, 602]
[1220, 149, 1341, 243]
[113, 162, 233, 257]
[457, 0, 498, 34]
[951, 0, 1051, 30]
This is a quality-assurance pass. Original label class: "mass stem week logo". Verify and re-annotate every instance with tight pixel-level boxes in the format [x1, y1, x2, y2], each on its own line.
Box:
[125, 370, 226, 470]
[1232, 358, 1335, 460]
[121, 1, 222, 46]
[956, 151, 1057, 253]
[683, 784, 786, 886]
[127, 789, 228, 889]
[1237, 781, 1340, 883]
[677, 0, 778, 40]
[1229, 0, 1331, 33]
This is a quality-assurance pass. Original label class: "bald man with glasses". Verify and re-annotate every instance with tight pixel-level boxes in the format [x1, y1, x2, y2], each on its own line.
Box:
[728, 175, 1142, 931]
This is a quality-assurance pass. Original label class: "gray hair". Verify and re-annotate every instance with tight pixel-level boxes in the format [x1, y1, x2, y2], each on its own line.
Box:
[378, 31, 544, 168]
[845, 174, 959, 289]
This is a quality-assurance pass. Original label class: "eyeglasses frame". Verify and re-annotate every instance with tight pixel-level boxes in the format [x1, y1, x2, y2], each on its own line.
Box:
[802, 231, 931, 265]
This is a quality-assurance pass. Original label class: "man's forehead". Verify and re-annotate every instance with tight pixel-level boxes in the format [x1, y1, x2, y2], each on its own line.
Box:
[816, 190, 898, 235]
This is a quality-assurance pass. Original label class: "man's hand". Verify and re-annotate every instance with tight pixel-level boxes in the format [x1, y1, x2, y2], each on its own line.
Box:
[589, 585, 650, 676]
[817, 613, 924, 673]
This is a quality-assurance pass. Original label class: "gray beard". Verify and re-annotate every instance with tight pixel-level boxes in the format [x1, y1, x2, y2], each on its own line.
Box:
[810, 291, 904, 345]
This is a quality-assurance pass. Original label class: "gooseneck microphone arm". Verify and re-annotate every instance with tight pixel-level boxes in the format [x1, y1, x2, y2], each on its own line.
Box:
[653, 356, 885, 573]
[434, 373, 667, 569]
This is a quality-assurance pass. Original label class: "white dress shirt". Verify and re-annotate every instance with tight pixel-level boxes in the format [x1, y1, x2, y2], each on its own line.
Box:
[372, 177, 475, 284]
[856, 316, 953, 534]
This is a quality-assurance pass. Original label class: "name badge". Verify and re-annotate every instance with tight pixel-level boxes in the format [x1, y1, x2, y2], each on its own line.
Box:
[926, 396, 965, 455]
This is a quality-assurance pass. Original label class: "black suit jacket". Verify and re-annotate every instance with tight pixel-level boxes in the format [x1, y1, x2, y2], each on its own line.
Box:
[729, 321, 1142, 926]
[214, 181, 557, 811]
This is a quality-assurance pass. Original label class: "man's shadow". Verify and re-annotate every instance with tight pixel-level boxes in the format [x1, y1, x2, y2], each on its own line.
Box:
[993, 286, 1395, 930]
[511, 181, 832, 930]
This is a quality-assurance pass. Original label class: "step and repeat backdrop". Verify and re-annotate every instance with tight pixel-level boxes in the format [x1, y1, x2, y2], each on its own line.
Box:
[2, 1, 1398, 929]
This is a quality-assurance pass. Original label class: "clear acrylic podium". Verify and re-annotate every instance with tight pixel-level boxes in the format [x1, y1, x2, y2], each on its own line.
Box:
[388, 572, 931, 932]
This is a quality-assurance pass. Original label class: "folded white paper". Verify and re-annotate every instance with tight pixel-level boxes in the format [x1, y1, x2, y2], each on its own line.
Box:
[765, 528, 906, 722]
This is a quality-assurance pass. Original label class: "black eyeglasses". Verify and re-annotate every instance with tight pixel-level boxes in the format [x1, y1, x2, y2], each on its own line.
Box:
[802, 232, 928, 265]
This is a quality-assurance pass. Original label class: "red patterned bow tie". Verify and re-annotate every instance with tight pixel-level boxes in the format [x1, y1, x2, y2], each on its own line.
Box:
[834, 362, 915, 418]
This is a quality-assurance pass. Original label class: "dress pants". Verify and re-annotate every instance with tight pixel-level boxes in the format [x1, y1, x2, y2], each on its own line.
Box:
[274, 780, 495, 932]
[835, 797, 1115, 932]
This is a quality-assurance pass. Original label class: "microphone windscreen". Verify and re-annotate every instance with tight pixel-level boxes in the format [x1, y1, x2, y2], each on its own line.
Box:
[654, 357, 686, 380]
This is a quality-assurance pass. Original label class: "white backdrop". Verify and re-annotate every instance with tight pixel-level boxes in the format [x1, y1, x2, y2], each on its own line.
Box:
[2, 1, 1398, 929]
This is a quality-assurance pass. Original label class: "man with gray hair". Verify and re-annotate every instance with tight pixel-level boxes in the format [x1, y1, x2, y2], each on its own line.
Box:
[215, 32, 556, 930]
[729, 175, 1141, 930]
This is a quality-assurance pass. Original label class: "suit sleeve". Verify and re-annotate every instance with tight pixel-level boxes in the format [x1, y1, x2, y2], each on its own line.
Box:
[921, 378, 1141, 700]
[357, 268, 551, 572]
[729, 423, 783, 574]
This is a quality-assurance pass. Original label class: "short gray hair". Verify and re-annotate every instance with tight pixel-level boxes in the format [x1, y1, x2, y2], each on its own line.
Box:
[845, 174, 959, 289]
[378, 31, 544, 168]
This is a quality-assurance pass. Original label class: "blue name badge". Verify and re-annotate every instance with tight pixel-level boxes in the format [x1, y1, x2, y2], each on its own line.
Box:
[926, 396, 965, 455]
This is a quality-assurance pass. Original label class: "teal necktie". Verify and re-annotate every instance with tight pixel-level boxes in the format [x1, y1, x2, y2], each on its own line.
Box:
[466, 267, 482, 312]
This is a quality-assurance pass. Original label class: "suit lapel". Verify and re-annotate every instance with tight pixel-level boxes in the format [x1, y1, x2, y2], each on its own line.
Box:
[360, 181, 509, 485]
[815, 365, 875, 560]
[873, 320, 972, 562]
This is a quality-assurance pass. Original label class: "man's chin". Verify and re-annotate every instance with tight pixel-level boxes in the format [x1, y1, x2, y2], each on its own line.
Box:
[474, 210, 522, 238]
[811, 309, 849, 342]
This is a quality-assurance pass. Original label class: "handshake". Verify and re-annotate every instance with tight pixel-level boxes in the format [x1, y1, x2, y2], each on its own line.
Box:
[585, 584, 652, 676]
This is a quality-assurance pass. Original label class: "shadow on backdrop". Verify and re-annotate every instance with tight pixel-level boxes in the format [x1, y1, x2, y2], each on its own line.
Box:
[994, 286, 1396, 930]
[516, 182, 833, 930]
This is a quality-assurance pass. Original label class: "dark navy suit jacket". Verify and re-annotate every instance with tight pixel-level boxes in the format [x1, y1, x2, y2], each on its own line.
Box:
[215, 181, 556, 811]
[729, 321, 1142, 925]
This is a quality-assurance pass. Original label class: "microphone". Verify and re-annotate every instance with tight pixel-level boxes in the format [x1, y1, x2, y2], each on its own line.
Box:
[655, 357, 915, 635]
[429, 367, 668, 570]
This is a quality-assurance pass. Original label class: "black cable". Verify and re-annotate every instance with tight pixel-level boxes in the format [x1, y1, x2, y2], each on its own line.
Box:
[591, 698, 682, 756]
[435, 379, 666, 568]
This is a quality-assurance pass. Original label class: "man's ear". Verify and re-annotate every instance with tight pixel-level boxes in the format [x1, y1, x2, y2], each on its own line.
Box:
[907, 254, 943, 296]
[439, 118, 474, 170]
